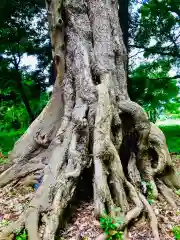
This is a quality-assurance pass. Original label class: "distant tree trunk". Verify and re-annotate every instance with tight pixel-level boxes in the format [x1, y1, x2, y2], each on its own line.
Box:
[15, 69, 34, 122]
[148, 109, 158, 123]
[0, 1, 179, 240]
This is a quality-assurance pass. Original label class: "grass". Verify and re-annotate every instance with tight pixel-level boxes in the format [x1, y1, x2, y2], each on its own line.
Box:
[0, 129, 25, 156]
[159, 125, 180, 153]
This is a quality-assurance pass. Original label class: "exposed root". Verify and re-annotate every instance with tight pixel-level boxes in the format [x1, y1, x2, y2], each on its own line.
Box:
[157, 179, 177, 208]
[93, 73, 115, 217]
[123, 181, 143, 227]
[0, 161, 45, 188]
[25, 206, 40, 240]
[95, 233, 107, 240]
[0, 104, 90, 239]
[19, 173, 43, 187]
[94, 181, 144, 240]
[123, 228, 128, 240]
[139, 193, 160, 240]
[163, 167, 180, 189]
[149, 123, 180, 189]
[93, 73, 128, 216]
[149, 123, 172, 175]
[0, 161, 14, 175]
[93, 157, 115, 217]
[118, 100, 159, 199]
[127, 153, 141, 187]
[108, 148, 129, 212]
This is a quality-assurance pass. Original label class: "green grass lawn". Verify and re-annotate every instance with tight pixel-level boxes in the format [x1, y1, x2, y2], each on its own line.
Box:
[159, 125, 180, 153]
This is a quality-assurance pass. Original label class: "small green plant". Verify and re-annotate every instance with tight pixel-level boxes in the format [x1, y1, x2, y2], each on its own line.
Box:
[141, 180, 155, 204]
[146, 182, 154, 198]
[0, 219, 9, 226]
[148, 199, 153, 205]
[172, 226, 180, 240]
[15, 229, 27, 240]
[176, 211, 180, 216]
[100, 208, 124, 239]
[175, 189, 180, 196]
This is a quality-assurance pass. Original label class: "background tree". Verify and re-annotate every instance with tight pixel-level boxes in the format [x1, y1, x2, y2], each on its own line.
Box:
[132, 0, 180, 62]
[0, 0, 51, 124]
[129, 60, 179, 122]
[128, 0, 180, 121]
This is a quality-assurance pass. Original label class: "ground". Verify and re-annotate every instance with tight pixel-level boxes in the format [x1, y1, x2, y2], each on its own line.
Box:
[0, 154, 179, 239]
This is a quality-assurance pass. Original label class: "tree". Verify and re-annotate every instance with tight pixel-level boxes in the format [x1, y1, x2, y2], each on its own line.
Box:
[132, 0, 180, 62]
[0, 0, 179, 239]
[128, 0, 180, 120]
[0, 0, 51, 123]
[129, 60, 179, 122]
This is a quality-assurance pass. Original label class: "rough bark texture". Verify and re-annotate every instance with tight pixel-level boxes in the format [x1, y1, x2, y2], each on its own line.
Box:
[0, 0, 180, 239]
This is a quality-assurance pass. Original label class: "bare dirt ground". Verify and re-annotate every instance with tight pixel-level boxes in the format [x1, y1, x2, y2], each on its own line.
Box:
[0, 154, 179, 239]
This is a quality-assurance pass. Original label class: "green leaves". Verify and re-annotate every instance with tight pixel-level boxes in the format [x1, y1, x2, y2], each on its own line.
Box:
[0, 0, 51, 132]
[172, 226, 180, 240]
[148, 199, 153, 205]
[141, 180, 155, 204]
[129, 60, 179, 122]
[0, 219, 9, 226]
[130, 0, 180, 121]
[135, 0, 179, 62]
[100, 209, 124, 239]
[15, 229, 27, 240]
[175, 189, 180, 196]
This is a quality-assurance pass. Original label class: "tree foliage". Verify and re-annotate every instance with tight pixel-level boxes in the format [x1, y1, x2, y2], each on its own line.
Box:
[0, 0, 51, 125]
[129, 60, 179, 122]
[129, 0, 180, 121]
[134, 0, 180, 62]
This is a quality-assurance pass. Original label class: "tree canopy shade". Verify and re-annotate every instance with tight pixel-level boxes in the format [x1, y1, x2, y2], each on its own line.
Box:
[0, 0, 179, 240]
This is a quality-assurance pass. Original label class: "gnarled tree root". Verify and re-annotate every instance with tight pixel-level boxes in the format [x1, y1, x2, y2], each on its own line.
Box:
[0, 0, 179, 239]
[139, 193, 160, 240]
[157, 179, 177, 208]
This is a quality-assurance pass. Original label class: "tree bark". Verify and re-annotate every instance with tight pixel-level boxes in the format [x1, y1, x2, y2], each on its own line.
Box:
[0, 0, 179, 239]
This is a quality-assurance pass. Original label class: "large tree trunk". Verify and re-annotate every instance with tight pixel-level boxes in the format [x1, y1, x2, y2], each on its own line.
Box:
[0, 0, 179, 239]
